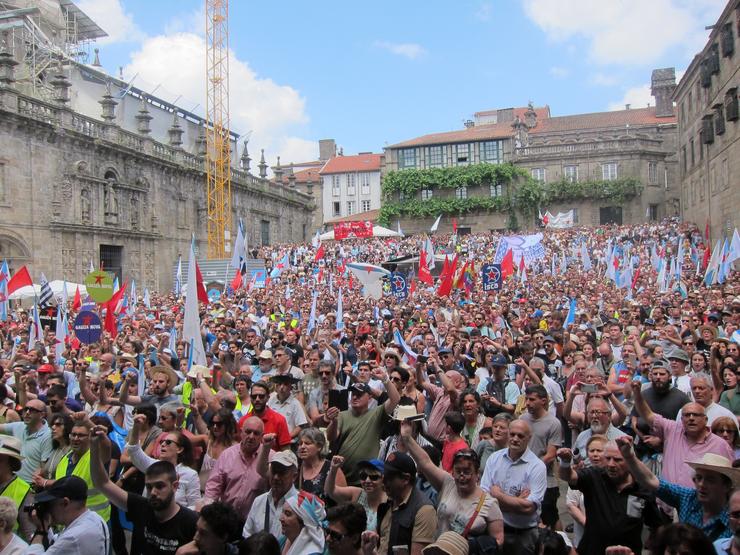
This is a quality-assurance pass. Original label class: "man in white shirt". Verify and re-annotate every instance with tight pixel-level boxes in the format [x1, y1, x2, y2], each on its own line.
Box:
[268, 375, 308, 441]
[677, 374, 737, 426]
[26, 476, 110, 554]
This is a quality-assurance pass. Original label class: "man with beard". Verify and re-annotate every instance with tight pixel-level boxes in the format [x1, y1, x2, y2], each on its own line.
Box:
[90, 425, 198, 554]
[120, 365, 179, 409]
[238, 382, 291, 450]
[572, 397, 627, 455]
[630, 360, 690, 458]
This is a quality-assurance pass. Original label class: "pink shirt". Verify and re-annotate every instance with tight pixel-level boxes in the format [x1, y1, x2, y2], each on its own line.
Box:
[651, 414, 734, 488]
[427, 383, 453, 441]
[204, 443, 268, 516]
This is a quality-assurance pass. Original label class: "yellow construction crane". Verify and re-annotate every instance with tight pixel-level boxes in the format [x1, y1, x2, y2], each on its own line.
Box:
[205, 0, 232, 258]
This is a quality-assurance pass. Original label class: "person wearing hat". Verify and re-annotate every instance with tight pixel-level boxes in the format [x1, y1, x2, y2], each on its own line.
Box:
[667, 349, 692, 397]
[26, 475, 110, 554]
[616, 435, 736, 542]
[326, 457, 386, 532]
[326, 374, 401, 486]
[363, 451, 437, 555]
[120, 365, 179, 409]
[477, 354, 519, 418]
[268, 374, 308, 442]
[252, 350, 276, 383]
[421, 531, 469, 555]
[0, 434, 33, 540]
[244, 439, 298, 540]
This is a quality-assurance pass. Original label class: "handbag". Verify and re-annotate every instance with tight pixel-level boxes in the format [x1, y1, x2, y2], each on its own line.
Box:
[464, 494, 500, 555]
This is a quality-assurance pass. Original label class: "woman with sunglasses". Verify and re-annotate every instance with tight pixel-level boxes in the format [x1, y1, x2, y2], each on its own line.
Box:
[191, 407, 237, 492]
[398, 421, 504, 547]
[31, 413, 72, 489]
[325, 455, 387, 532]
[711, 416, 740, 459]
[125, 413, 202, 509]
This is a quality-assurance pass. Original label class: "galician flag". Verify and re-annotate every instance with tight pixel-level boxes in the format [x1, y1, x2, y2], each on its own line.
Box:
[184, 236, 207, 366]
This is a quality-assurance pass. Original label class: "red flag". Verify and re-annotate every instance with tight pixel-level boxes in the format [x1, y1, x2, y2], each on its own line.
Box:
[409, 279, 416, 296]
[439, 255, 451, 282]
[317, 267, 324, 283]
[7, 265, 32, 295]
[452, 218, 458, 234]
[418, 250, 433, 285]
[454, 261, 468, 289]
[631, 267, 640, 290]
[702, 245, 711, 270]
[437, 255, 458, 297]
[194, 262, 209, 304]
[230, 269, 242, 292]
[518, 256, 526, 276]
[501, 249, 514, 280]
[103, 281, 127, 336]
[72, 286, 81, 310]
[314, 244, 325, 262]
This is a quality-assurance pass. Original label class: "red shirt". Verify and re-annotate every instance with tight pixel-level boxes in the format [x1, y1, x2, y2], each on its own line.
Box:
[238, 406, 291, 448]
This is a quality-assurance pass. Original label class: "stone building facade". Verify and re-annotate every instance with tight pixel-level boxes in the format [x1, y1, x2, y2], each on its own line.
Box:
[674, 0, 740, 242]
[0, 3, 312, 292]
[384, 70, 679, 235]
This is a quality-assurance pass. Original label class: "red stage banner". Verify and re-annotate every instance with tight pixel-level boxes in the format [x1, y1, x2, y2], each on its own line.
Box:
[333, 221, 373, 240]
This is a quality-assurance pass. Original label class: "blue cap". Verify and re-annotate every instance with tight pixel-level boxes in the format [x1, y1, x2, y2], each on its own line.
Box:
[357, 459, 384, 474]
[491, 354, 508, 367]
[533, 309, 544, 319]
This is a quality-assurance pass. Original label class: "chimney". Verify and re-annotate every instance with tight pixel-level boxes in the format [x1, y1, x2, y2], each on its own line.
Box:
[319, 139, 336, 161]
[463, 119, 474, 128]
[625, 104, 631, 110]
[651, 67, 676, 117]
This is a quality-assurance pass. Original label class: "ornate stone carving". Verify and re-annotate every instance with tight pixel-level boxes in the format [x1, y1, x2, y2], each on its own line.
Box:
[130, 193, 140, 230]
[143, 250, 155, 285]
[104, 179, 119, 224]
[80, 187, 91, 223]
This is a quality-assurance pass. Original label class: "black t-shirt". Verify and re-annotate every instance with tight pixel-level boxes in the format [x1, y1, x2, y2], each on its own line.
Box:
[127, 493, 198, 554]
[631, 386, 690, 435]
[575, 467, 662, 555]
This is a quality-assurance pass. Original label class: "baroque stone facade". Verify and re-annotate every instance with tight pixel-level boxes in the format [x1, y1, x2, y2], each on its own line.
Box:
[0, 57, 312, 292]
[674, 0, 740, 242]
[384, 70, 679, 234]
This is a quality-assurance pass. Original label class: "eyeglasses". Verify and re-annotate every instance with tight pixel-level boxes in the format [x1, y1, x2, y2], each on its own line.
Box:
[212, 420, 224, 427]
[714, 428, 735, 435]
[390, 377, 402, 383]
[22, 407, 44, 414]
[252, 393, 267, 399]
[683, 342, 693, 346]
[160, 438, 180, 447]
[69, 432, 89, 439]
[51, 421, 63, 427]
[682, 412, 706, 419]
[319, 371, 332, 376]
[324, 528, 347, 542]
[359, 472, 382, 481]
[588, 410, 611, 416]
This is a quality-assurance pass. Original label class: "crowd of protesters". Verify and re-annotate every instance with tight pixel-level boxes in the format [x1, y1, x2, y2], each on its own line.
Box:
[0, 218, 738, 555]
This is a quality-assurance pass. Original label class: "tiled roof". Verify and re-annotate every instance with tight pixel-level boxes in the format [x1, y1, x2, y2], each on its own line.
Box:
[325, 209, 380, 224]
[389, 107, 676, 149]
[474, 105, 551, 120]
[319, 153, 382, 174]
[280, 166, 323, 185]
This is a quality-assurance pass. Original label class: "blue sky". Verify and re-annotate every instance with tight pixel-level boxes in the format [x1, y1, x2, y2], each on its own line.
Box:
[79, 0, 725, 164]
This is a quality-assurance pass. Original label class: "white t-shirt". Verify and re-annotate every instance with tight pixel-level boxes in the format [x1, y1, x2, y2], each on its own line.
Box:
[0, 534, 27, 555]
[543, 375, 564, 417]
[25, 510, 109, 555]
[436, 474, 503, 536]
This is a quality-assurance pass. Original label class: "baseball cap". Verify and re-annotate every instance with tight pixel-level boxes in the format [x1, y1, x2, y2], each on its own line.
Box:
[350, 383, 371, 395]
[491, 354, 508, 367]
[269, 450, 298, 469]
[384, 451, 417, 476]
[357, 459, 384, 474]
[36, 364, 54, 374]
[34, 476, 87, 503]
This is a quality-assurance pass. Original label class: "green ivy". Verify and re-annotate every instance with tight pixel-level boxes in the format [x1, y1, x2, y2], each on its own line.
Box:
[381, 163, 526, 201]
[540, 178, 643, 204]
[378, 196, 511, 225]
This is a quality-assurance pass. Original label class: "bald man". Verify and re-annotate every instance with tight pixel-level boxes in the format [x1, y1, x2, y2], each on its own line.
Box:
[202, 416, 268, 516]
[480, 419, 546, 555]
[0, 398, 52, 483]
[632, 381, 734, 488]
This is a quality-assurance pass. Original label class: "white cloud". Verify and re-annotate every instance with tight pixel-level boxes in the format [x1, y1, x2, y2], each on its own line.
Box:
[590, 72, 619, 87]
[549, 66, 570, 79]
[607, 69, 686, 111]
[475, 2, 493, 21]
[373, 41, 427, 60]
[76, 0, 145, 44]
[123, 33, 311, 161]
[522, 0, 724, 65]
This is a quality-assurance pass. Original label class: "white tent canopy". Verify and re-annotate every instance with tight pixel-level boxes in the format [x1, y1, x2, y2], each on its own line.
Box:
[9, 280, 87, 301]
[319, 225, 401, 241]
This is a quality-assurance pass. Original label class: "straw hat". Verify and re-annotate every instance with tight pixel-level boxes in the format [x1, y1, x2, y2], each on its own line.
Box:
[422, 532, 469, 555]
[187, 364, 209, 379]
[687, 453, 740, 487]
[150, 365, 178, 390]
[392, 404, 424, 422]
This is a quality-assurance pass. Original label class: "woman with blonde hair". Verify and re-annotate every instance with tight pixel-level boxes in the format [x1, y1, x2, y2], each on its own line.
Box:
[0, 497, 27, 554]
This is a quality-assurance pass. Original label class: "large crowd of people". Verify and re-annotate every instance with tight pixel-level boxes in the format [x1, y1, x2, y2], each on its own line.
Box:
[0, 219, 738, 555]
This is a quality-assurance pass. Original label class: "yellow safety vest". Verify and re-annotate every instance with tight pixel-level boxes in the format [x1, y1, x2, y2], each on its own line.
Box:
[182, 381, 193, 426]
[55, 450, 111, 522]
[1, 477, 30, 532]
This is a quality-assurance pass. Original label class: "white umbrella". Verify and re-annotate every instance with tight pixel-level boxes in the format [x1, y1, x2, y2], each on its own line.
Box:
[319, 225, 401, 241]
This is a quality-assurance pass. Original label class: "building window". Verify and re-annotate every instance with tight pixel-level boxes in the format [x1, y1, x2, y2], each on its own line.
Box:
[726, 88, 739, 121]
[260, 220, 270, 246]
[648, 204, 658, 221]
[455, 186, 467, 199]
[480, 140, 503, 164]
[455, 144, 470, 165]
[0, 162, 5, 202]
[688, 91, 693, 114]
[714, 104, 726, 135]
[690, 139, 695, 165]
[346, 201, 355, 215]
[399, 148, 416, 169]
[708, 43, 720, 74]
[681, 146, 687, 174]
[398, 190, 406, 202]
[531, 168, 546, 182]
[721, 22, 735, 57]
[360, 173, 370, 195]
[332, 202, 341, 217]
[648, 162, 658, 185]
[332, 175, 340, 196]
[361, 200, 371, 212]
[346, 173, 356, 195]
[602, 163, 618, 181]
[421, 189, 433, 201]
[490, 182, 503, 197]
[427, 146, 445, 167]
[564, 165, 578, 183]
[701, 116, 714, 144]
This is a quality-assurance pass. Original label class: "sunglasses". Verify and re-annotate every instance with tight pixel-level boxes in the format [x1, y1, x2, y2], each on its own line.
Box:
[22, 407, 44, 414]
[252, 393, 267, 399]
[359, 472, 382, 481]
[211, 420, 224, 427]
[160, 438, 180, 447]
[324, 528, 347, 542]
[319, 371, 332, 376]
